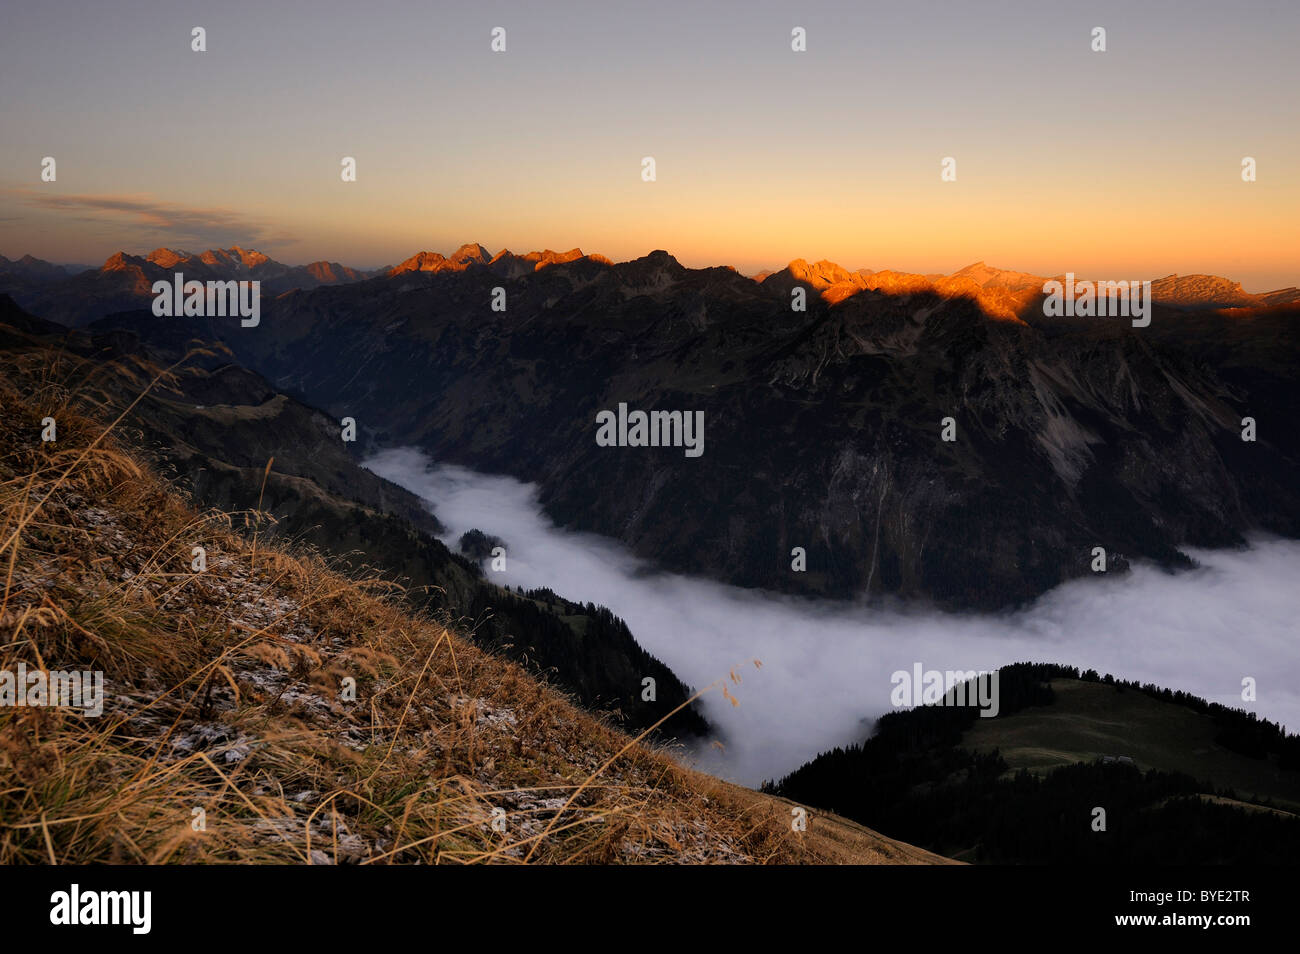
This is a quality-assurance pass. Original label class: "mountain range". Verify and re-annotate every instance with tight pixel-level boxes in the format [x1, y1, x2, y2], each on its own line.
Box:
[0, 247, 388, 326]
[4, 244, 1300, 611]
[4, 244, 1299, 328]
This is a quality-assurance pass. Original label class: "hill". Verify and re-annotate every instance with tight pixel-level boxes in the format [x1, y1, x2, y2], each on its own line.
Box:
[768, 664, 1300, 863]
[963, 678, 1300, 813]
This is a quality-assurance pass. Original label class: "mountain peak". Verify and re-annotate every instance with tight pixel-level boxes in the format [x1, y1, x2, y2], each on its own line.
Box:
[447, 243, 492, 265]
[387, 251, 447, 277]
[641, 250, 681, 267]
[102, 251, 148, 271]
[304, 260, 364, 283]
[523, 248, 586, 268]
[146, 247, 188, 268]
[783, 258, 861, 289]
[389, 244, 498, 277]
[200, 247, 272, 268]
[1149, 273, 1256, 309]
[948, 261, 1045, 289]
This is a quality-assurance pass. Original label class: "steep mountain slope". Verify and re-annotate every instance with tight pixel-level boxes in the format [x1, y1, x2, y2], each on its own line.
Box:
[0, 362, 946, 864]
[0, 296, 706, 738]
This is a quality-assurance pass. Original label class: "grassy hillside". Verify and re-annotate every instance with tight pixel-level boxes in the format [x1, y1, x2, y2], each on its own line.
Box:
[0, 336, 944, 864]
[0, 297, 707, 739]
[963, 678, 1300, 813]
[770, 664, 1300, 863]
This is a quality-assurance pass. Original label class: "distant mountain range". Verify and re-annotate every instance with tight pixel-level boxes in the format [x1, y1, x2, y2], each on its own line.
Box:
[0, 247, 389, 326]
[761, 258, 1300, 317]
[30, 242, 1295, 612]
[3, 244, 1298, 328]
[0, 253, 93, 281]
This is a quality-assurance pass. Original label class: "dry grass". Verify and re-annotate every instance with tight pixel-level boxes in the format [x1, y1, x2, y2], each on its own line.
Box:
[0, 341, 944, 865]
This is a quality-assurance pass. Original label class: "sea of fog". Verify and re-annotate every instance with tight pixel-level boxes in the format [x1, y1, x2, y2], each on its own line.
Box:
[365, 447, 1300, 787]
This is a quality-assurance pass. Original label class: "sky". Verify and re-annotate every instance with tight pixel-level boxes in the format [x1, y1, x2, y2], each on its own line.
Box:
[367, 448, 1300, 786]
[1, 0, 1298, 288]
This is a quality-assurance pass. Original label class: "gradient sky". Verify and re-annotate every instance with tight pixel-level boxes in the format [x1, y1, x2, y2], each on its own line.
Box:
[2, 0, 1297, 288]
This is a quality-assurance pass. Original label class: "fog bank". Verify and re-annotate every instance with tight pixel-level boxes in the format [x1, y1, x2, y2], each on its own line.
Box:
[367, 447, 1300, 786]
